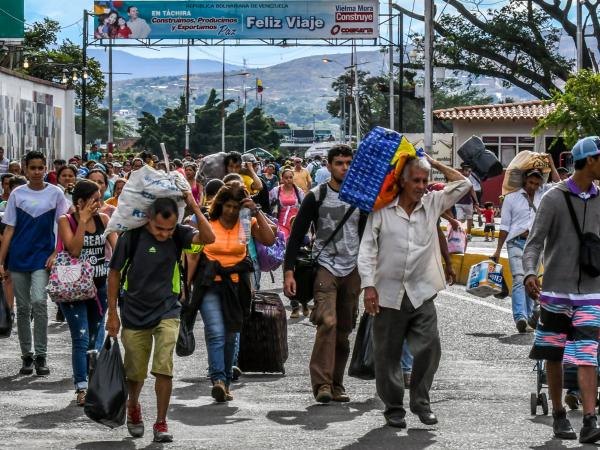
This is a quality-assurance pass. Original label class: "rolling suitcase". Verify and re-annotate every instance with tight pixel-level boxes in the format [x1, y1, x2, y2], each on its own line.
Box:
[237, 292, 288, 374]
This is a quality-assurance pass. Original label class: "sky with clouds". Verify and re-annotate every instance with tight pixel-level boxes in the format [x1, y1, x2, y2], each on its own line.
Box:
[22, 0, 416, 66]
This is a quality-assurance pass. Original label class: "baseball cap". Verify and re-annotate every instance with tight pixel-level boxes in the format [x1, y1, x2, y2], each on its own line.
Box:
[572, 136, 600, 161]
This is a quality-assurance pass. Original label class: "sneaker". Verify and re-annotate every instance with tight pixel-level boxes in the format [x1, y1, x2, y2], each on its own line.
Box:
[290, 308, 300, 319]
[403, 372, 411, 388]
[553, 408, 577, 439]
[34, 356, 50, 376]
[302, 304, 310, 317]
[580, 414, 600, 443]
[19, 356, 34, 375]
[332, 385, 350, 402]
[211, 380, 227, 403]
[127, 403, 144, 438]
[315, 384, 332, 404]
[528, 306, 540, 330]
[225, 386, 233, 402]
[232, 366, 243, 381]
[565, 391, 580, 410]
[76, 389, 87, 407]
[153, 421, 173, 443]
[516, 318, 528, 333]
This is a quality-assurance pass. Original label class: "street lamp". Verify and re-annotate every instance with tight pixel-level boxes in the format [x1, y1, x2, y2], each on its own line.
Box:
[320, 76, 348, 143]
[322, 55, 366, 145]
[221, 68, 251, 152]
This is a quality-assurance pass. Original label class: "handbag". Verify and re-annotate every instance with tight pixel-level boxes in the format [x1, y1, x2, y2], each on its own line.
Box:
[563, 191, 600, 278]
[47, 214, 97, 303]
[291, 205, 357, 305]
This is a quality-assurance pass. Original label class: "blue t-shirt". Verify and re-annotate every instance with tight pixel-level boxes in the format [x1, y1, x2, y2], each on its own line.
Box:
[2, 183, 69, 272]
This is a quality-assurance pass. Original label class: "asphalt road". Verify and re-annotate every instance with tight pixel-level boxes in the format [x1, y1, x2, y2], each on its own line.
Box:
[0, 235, 584, 450]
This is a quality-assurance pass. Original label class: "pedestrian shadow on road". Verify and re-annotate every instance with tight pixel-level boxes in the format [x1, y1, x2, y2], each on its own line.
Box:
[172, 378, 212, 401]
[466, 332, 533, 346]
[342, 427, 436, 450]
[0, 375, 72, 394]
[75, 440, 136, 450]
[16, 403, 84, 429]
[266, 397, 380, 431]
[169, 403, 251, 427]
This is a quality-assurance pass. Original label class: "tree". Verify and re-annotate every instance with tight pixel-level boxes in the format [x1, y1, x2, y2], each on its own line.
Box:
[4, 18, 106, 114]
[75, 109, 135, 143]
[136, 89, 281, 156]
[326, 71, 491, 134]
[533, 70, 600, 148]
[394, 0, 598, 99]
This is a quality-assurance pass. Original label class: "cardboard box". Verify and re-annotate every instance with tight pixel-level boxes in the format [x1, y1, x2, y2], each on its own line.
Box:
[466, 260, 503, 298]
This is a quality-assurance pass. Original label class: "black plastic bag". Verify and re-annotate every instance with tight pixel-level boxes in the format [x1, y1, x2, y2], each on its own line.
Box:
[176, 317, 196, 357]
[84, 337, 128, 428]
[0, 287, 12, 338]
[348, 312, 375, 380]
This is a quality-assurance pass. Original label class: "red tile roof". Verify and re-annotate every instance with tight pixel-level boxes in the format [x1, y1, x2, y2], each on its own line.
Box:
[433, 100, 555, 121]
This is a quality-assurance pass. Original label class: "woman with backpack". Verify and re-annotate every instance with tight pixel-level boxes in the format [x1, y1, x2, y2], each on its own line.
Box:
[55, 180, 117, 406]
[269, 168, 304, 242]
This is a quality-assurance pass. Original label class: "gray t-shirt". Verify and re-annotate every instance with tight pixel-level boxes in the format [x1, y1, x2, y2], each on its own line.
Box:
[110, 224, 195, 330]
[312, 184, 360, 277]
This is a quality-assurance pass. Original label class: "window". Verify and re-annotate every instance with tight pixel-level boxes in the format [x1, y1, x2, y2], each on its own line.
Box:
[482, 135, 535, 167]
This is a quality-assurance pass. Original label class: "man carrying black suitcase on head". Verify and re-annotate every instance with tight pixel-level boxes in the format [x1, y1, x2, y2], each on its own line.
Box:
[284, 144, 367, 404]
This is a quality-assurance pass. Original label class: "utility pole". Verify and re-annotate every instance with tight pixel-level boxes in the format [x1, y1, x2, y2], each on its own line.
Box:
[108, 40, 113, 148]
[221, 47, 226, 152]
[423, 0, 434, 153]
[242, 77, 247, 152]
[398, 11, 403, 133]
[353, 43, 361, 146]
[82, 9, 88, 155]
[577, 0, 584, 71]
[185, 40, 190, 155]
[388, 0, 394, 130]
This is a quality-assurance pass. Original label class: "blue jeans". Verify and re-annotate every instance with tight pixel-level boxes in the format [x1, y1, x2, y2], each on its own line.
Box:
[401, 343, 414, 374]
[11, 270, 50, 358]
[93, 282, 108, 352]
[507, 237, 533, 323]
[60, 284, 107, 391]
[199, 284, 239, 386]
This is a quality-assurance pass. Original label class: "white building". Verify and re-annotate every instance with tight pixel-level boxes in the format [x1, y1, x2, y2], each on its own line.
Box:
[0, 67, 78, 162]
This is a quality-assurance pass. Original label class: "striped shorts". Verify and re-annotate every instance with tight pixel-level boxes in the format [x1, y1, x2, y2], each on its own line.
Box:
[529, 302, 600, 366]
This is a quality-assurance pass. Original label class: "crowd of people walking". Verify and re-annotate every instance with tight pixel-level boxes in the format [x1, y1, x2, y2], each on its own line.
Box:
[0, 136, 599, 444]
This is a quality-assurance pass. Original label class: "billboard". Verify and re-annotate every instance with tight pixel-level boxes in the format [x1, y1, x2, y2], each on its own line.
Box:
[0, 0, 25, 42]
[93, 1, 379, 40]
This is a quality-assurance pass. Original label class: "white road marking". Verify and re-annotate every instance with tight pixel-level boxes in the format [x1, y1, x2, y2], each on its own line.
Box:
[443, 291, 513, 315]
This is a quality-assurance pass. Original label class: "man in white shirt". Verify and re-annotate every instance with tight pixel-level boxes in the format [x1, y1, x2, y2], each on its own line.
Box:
[127, 6, 151, 39]
[492, 165, 558, 333]
[358, 155, 471, 429]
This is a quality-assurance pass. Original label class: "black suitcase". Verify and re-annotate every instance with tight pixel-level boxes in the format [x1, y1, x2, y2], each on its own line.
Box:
[237, 292, 288, 374]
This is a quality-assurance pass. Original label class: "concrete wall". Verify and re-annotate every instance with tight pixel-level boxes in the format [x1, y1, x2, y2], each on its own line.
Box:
[0, 68, 77, 162]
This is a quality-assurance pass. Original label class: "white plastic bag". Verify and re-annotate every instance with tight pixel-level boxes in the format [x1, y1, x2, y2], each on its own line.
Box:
[106, 165, 190, 234]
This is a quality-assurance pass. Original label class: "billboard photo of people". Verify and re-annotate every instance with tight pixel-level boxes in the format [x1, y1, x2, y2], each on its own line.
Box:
[93, 0, 379, 41]
[94, 2, 151, 39]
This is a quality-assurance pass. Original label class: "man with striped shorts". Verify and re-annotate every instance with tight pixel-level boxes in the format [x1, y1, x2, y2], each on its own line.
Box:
[524, 137, 600, 443]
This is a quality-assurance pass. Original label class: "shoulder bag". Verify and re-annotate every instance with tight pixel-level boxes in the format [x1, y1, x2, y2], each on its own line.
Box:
[292, 196, 357, 305]
[47, 214, 98, 302]
[563, 191, 600, 278]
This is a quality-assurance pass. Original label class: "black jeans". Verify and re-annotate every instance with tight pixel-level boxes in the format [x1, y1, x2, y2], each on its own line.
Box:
[373, 294, 441, 419]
